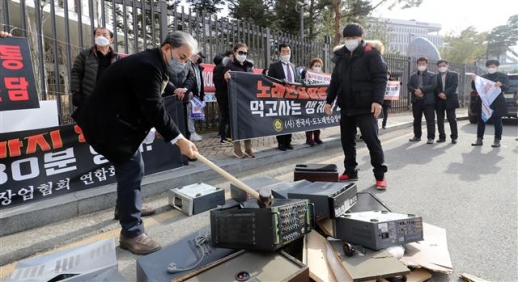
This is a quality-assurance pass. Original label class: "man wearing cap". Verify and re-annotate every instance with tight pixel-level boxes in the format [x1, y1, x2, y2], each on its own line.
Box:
[324, 23, 388, 190]
[73, 31, 199, 255]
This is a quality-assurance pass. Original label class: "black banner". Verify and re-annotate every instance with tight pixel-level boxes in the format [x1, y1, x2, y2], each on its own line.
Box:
[0, 96, 186, 209]
[228, 72, 340, 140]
[0, 37, 40, 111]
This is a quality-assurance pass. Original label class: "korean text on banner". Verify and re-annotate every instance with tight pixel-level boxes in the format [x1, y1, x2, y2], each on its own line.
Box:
[0, 37, 40, 111]
[473, 76, 502, 122]
[384, 81, 400, 100]
[228, 72, 340, 141]
[304, 70, 331, 85]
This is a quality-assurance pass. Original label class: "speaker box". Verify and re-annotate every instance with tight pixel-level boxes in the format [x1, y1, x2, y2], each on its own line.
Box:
[294, 164, 338, 182]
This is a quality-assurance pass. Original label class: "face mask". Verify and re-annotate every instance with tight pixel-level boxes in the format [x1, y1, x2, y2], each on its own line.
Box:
[438, 67, 448, 73]
[95, 36, 110, 47]
[236, 54, 246, 63]
[417, 66, 427, 72]
[344, 39, 360, 51]
[312, 67, 322, 72]
[280, 55, 291, 63]
[487, 67, 497, 74]
[168, 49, 186, 74]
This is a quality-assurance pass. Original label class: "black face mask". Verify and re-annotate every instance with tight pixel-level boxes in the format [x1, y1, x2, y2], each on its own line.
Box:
[197, 58, 203, 64]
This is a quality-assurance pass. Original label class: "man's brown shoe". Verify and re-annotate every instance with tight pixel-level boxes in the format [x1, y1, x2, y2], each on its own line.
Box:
[114, 205, 155, 220]
[119, 233, 161, 255]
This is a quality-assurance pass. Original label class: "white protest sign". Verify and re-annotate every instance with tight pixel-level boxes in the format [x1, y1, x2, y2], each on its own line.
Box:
[384, 81, 401, 100]
[305, 70, 331, 85]
[473, 76, 502, 122]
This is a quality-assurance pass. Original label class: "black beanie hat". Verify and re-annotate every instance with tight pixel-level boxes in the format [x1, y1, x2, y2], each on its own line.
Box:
[342, 23, 364, 37]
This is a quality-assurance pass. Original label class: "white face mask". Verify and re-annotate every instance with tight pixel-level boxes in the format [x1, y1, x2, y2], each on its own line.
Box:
[280, 54, 291, 63]
[417, 65, 427, 72]
[487, 67, 497, 74]
[312, 67, 322, 72]
[438, 67, 448, 73]
[95, 36, 110, 47]
[344, 39, 360, 51]
[236, 54, 247, 63]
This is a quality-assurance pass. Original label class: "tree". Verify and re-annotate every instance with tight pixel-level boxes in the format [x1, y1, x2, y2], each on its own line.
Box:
[273, 0, 302, 35]
[440, 27, 487, 64]
[228, 0, 274, 28]
[187, 0, 225, 14]
[486, 14, 518, 60]
[329, 0, 424, 46]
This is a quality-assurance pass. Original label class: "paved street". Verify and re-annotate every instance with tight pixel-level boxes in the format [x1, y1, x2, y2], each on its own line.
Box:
[0, 119, 516, 281]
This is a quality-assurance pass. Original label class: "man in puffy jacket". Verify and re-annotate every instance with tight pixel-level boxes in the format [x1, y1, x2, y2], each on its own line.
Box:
[324, 23, 388, 190]
[70, 27, 122, 109]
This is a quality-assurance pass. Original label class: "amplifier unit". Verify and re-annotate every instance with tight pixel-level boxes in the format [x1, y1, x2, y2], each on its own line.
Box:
[294, 164, 338, 182]
[268, 180, 312, 199]
[230, 177, 282, 202]
[173, 250, 309, 282]
[334, 211, 424, 250]
[169, 183, 225, 216]
[288, 182, 357, 219]
[210, 199, 313, 251]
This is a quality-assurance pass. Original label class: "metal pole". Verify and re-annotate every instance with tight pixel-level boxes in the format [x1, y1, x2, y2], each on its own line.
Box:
[300, 4, 304, 41]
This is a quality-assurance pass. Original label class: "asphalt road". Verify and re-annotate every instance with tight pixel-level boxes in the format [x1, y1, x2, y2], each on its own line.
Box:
[1, 120, 516, 281]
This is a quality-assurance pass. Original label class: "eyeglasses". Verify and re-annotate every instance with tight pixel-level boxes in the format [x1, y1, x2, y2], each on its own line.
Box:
[237, 51, 248, 56]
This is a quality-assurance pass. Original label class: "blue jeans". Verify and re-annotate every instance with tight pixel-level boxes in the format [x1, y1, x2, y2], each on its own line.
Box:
[477, 115, 503, 140]
[113, 150, 145, 238]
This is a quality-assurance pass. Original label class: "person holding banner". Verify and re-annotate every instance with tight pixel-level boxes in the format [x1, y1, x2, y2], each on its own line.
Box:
[73, 31, 199, 255]
[268, 43, 300, 151]
[324, 23, 388, 190]
[434, 60, 459, 144]
[223, 42, 255, 158]
[213, 51, 233, 145]
[301, 58, 325, 146]
[471, 59, 509, 147]
[0, 31, 12, 38]
[408, 57, 437, 144]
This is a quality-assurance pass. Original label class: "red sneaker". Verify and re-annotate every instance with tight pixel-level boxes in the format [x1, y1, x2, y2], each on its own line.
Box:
[376, 178, 387, 190]
[339, 172, 358, 181]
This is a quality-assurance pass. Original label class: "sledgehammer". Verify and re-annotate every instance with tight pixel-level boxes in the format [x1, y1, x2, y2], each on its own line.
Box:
[194, 152, 273, 208]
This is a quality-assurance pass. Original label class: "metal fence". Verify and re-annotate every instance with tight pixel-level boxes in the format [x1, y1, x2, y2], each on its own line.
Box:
[1, 0, 482, 131]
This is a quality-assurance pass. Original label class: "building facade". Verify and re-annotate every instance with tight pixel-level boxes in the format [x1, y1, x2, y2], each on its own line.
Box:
[368, 17, 444, 56]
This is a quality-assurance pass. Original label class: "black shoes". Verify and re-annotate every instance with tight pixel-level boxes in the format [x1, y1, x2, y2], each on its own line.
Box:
[437, 138, 446, 143]
[409, 137, 421, 142]
[278, 144, 287, 151]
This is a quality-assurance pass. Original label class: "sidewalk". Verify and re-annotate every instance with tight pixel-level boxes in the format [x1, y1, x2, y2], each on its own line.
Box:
[195, 110, 439, 160]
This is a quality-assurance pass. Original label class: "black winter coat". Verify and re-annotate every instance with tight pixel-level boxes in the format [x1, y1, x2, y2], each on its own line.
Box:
[70, 47, 122, 108]
[164, 61, 196, 104]
[73, 48, 182, 162]
[435, 71, 459, 110]
[190, 63, 205, 101]
[471, 71, 509, 117]
[326, 41, 388, 116]
[213, 56, 229, 99]
[408, 70, 437, 105]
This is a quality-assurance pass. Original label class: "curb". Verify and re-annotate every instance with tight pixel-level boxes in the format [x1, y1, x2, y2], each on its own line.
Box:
[0, 116, 467, 237]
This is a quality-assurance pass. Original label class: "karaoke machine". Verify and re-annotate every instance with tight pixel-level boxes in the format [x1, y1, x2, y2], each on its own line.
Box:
[287, 181, 357, 219]
[293, 164, 339, 182]
[210, 199, 313, 251]
[334, 211, 424, 250]
[169, 183, 225, 216]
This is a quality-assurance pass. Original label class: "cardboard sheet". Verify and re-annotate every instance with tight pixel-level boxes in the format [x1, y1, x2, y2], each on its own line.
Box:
[460, 273, 491, 282]
[327, 238, 410, 281]
[303, 231, 337, 282]
[401, 223, 454, 274]
[366, 269, 432, 282]
[317, 219, 334, 237]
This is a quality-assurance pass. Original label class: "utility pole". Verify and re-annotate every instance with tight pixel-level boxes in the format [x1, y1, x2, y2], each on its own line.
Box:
[296, 1, 306, 41]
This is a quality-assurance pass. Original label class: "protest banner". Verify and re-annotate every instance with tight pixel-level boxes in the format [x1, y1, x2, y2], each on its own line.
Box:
[228, 72, 340, 140]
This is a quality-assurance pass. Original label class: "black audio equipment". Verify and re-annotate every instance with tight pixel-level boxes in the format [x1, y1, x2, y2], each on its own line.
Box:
[287, 181, 357, 219]
[294, 164, 339, 182]
[268, 180, 312, 199]
[172, 250, 309, 282]
[136, 227, 236, 282]
[210, 199, 313, 251]
[230, 177, 282, 202]
[334, 211, 424, 250]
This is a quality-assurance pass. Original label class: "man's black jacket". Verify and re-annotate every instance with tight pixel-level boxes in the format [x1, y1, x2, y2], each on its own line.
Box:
[73, 48, 182, 162]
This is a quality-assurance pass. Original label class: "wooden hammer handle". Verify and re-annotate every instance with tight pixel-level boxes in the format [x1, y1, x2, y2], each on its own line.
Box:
[194, 152, 260, 199]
